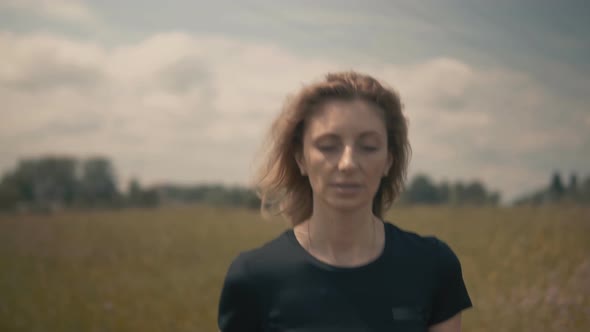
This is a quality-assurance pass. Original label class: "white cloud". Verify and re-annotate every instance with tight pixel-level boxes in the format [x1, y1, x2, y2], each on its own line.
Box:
[0, 31, 587, 201]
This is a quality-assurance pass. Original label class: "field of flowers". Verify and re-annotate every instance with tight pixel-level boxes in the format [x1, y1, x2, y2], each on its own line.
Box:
[0, 205, 588, 331]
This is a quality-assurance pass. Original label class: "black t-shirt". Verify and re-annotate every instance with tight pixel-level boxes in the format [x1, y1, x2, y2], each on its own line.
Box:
[218, 221, 472, 332]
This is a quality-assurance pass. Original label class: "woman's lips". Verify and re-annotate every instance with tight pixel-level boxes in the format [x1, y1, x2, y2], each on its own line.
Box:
[331, 183, 363, 194]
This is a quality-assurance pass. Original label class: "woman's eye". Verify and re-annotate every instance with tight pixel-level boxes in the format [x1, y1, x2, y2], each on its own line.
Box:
[361, 146, 379, 152]
[317, 145, 338, 152]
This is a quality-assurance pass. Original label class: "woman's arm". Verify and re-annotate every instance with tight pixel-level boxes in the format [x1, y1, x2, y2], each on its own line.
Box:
[218, 253, 262, 331]
[428, 312, 462, 332]
[427, 238, 471, 329]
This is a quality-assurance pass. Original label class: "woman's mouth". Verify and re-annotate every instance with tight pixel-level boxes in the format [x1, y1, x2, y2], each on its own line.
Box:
[331, 183, 363, 194]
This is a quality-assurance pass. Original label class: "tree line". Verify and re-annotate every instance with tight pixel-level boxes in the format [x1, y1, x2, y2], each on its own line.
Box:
[0, 156, 260, 213]
[0, 156, 126, 212]
[513, 171, 590, 205]
[0, 155, 587, 213]
[398, 174, 500, 206]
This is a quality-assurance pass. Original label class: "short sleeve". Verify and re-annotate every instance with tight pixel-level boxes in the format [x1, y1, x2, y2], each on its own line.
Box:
[218, 253, 261, 332]
[428, 238, 473, 326]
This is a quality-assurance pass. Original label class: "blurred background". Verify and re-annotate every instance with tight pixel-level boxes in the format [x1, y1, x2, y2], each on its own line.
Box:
[0, 1, 588, 331]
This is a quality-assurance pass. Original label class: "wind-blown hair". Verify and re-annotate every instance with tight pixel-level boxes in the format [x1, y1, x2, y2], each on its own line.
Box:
[254, 71, 411, 226]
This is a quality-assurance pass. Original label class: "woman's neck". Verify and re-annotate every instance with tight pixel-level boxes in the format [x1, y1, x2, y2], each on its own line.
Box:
[297, 203, 384, 266]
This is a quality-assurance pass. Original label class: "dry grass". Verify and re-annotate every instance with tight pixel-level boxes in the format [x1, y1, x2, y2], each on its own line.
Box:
[0, 205, 588, 331]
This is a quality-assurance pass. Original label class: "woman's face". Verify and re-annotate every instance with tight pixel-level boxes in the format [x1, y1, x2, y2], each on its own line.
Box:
[296, 99, 393, 212]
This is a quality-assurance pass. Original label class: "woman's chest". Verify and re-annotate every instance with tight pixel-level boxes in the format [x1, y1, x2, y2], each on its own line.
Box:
[261, 270, 435, 332]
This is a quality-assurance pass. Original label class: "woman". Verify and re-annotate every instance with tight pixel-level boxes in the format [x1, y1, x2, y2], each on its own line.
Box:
[218, 71, 472, 332]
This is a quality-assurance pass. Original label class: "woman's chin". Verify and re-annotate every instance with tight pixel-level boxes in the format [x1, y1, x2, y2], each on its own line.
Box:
[324, 195, 371, 212]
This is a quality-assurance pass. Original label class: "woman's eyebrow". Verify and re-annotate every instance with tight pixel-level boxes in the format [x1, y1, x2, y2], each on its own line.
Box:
[312, 133, 339, 141]
[312, 131, 382, 141]
[359, 130, 381, 137]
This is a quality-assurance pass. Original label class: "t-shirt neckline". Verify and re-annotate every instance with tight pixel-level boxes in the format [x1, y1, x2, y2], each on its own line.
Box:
[285, 220, 393, 273]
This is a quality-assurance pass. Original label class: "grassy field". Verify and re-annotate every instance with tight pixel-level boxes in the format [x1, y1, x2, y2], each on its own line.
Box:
[0, 205, 589, 331]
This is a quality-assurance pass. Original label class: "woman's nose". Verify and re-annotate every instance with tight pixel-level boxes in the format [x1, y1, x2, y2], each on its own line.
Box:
[338, 146, 358, 171]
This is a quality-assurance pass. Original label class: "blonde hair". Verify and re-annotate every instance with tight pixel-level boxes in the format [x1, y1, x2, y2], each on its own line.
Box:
[254, 71, 411, 226]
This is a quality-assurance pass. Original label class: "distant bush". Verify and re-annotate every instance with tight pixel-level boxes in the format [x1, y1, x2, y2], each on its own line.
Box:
[514, 171, 590, 206]
[399, 174, 500, 206]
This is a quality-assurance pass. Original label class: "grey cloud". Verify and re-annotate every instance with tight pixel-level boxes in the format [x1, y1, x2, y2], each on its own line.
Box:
[158, 56, 211, 94]
[2, 61, 104, 92]
[433, 94, 469, 111]
[13, 119, 102, 144]
[44, 119, 102, 136]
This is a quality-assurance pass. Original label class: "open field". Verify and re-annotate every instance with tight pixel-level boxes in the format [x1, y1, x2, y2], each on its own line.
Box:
[1, 205, 589, 331]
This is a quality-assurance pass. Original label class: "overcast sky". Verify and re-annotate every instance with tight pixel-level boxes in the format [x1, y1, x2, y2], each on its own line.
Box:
[1, 0, 589, 203]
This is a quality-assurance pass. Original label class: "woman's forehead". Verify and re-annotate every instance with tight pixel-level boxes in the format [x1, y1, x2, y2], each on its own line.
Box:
[305, 99, 386, 135]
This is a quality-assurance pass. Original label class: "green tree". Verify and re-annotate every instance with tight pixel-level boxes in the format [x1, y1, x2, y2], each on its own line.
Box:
[405, 174, 440, 204]
[548, 171, 565, 202]
[79, 157, 120, 206]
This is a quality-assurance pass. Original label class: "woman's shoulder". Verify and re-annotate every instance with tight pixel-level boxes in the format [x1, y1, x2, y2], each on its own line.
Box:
[224, 229, 297, 278]
[384, 221, 461, 262]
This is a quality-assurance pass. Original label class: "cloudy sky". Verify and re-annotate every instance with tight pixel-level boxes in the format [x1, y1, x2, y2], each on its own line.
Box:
[1, 0, 589, 203]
